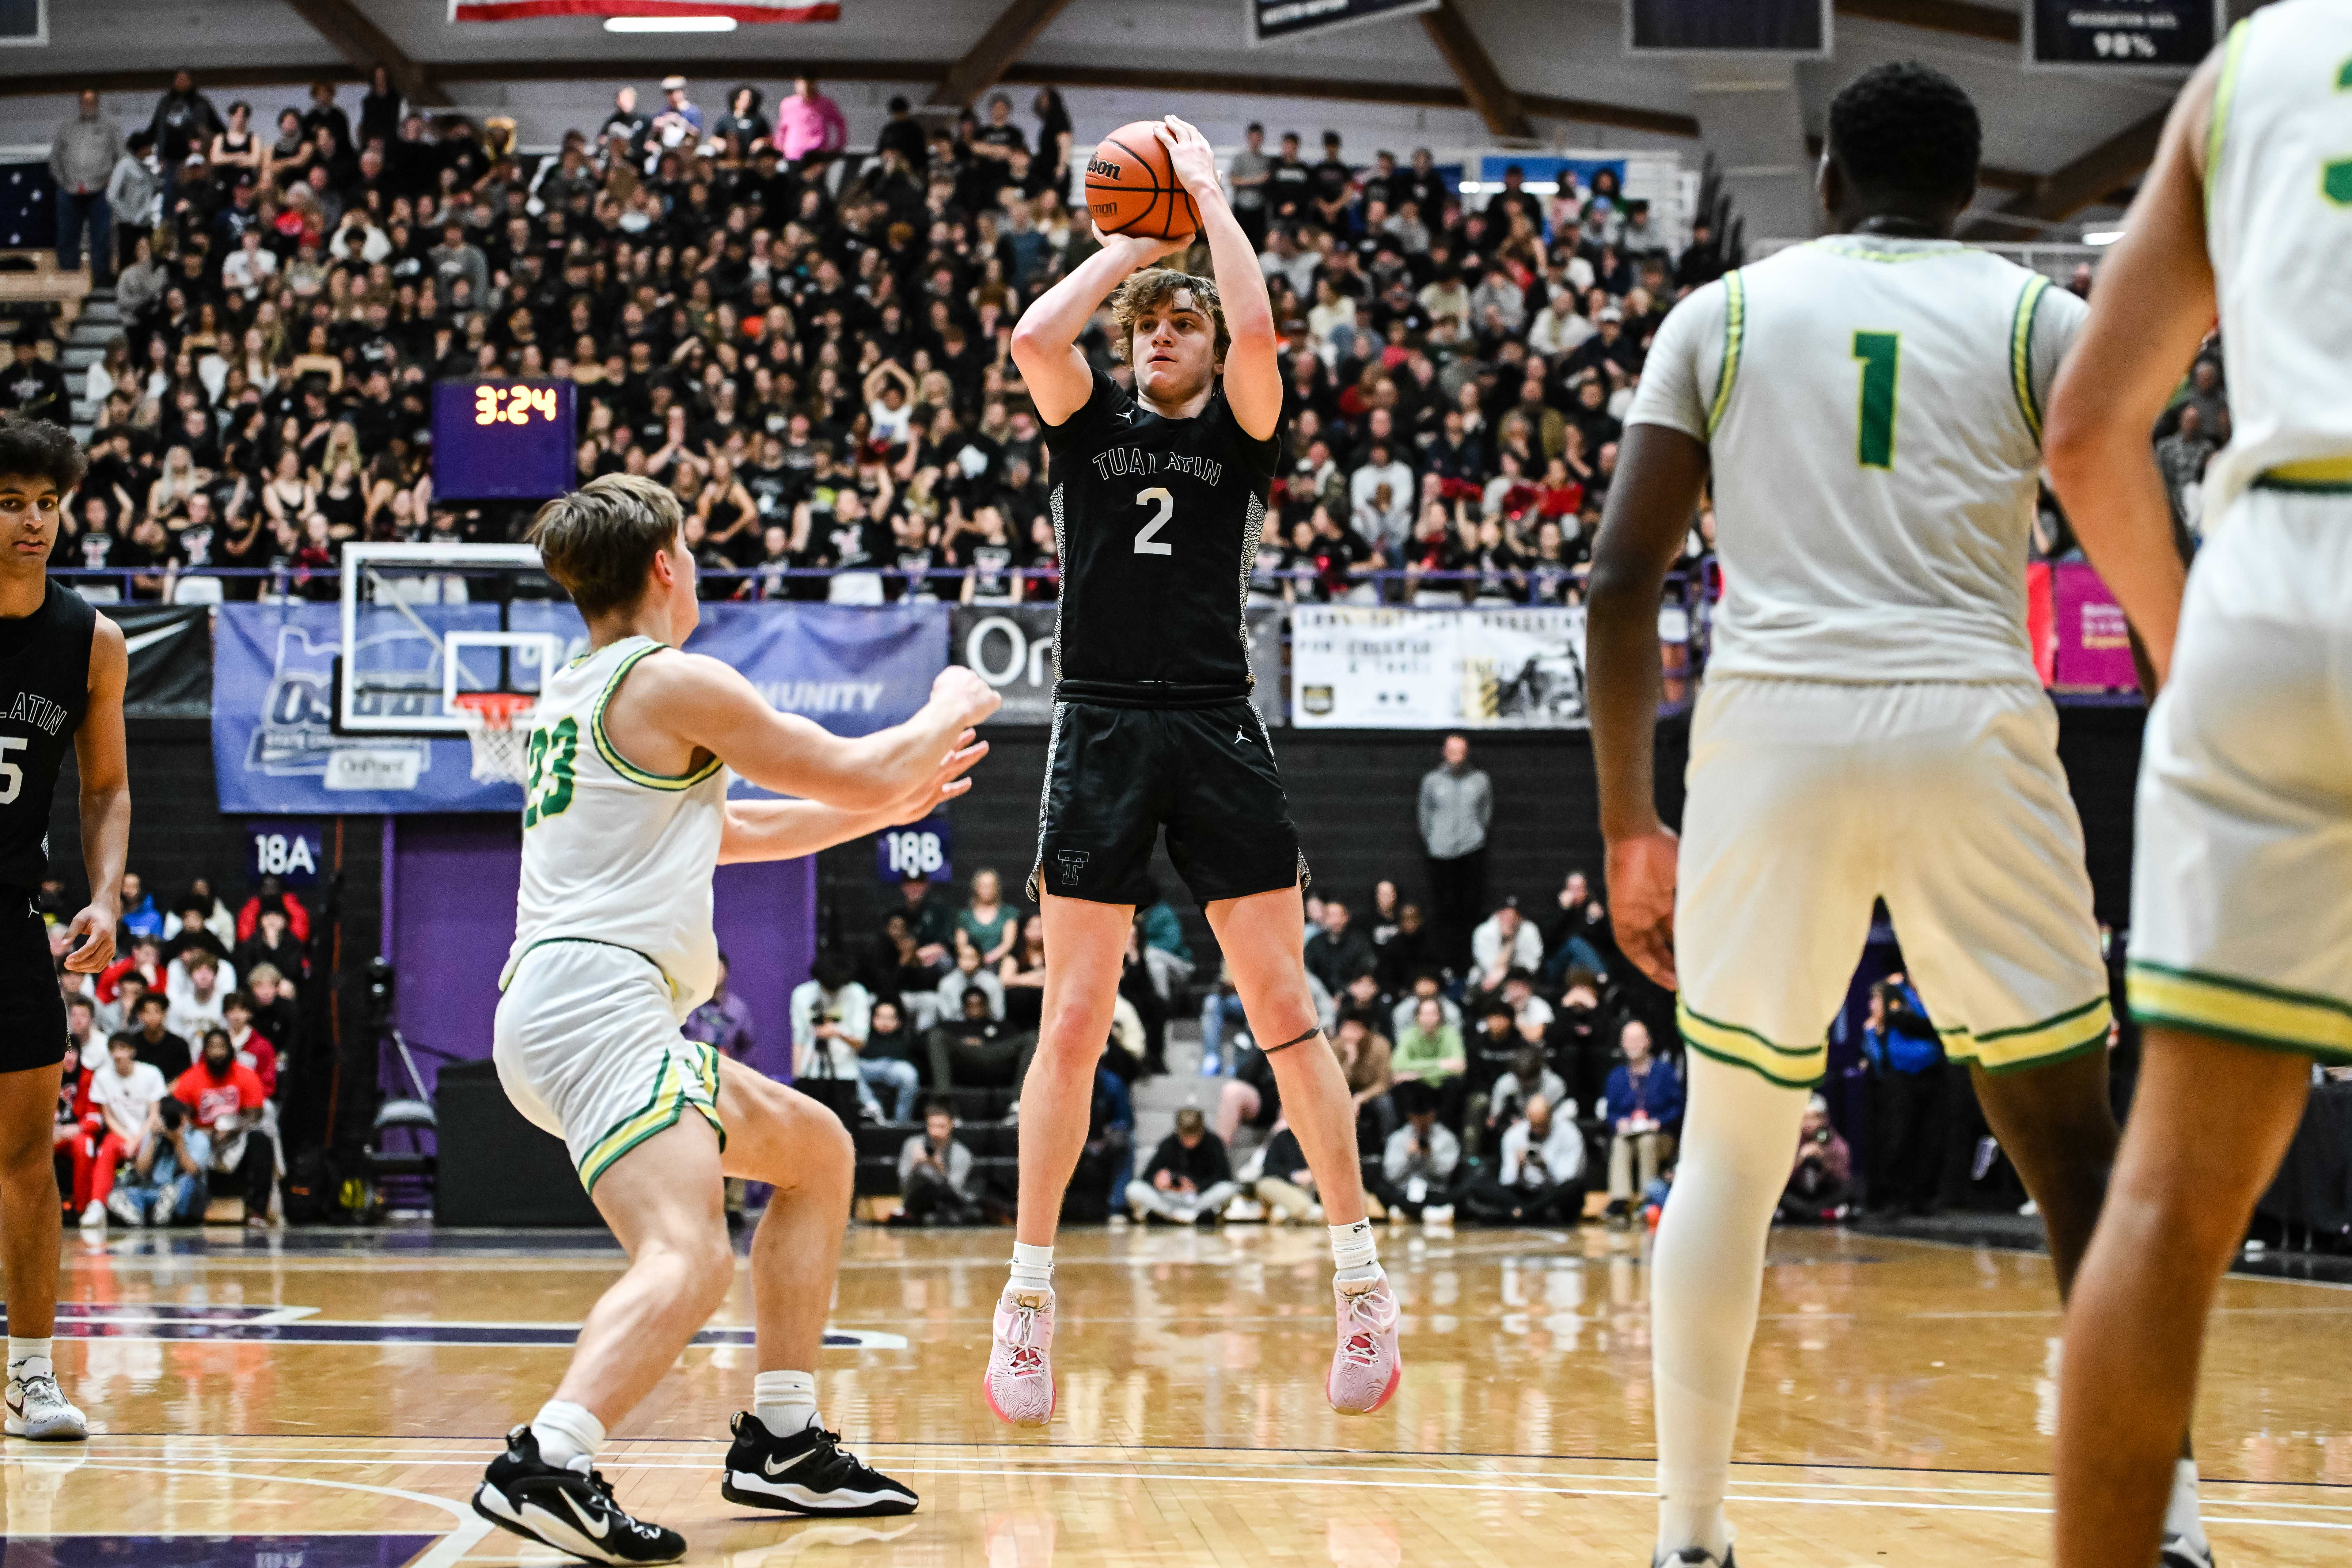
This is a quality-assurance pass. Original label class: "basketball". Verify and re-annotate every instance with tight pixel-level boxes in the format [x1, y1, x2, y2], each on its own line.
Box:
[1085, 120, 1200, 241]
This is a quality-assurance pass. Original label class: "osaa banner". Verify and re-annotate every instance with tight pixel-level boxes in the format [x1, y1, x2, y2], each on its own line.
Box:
[1289, 606, 1590, 729]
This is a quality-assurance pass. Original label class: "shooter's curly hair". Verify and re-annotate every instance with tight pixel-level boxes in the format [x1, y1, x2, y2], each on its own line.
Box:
[1108, 268, 1229, 368]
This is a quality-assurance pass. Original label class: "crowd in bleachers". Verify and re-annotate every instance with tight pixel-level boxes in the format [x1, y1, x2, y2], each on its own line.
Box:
[16, 67, 1750, 607]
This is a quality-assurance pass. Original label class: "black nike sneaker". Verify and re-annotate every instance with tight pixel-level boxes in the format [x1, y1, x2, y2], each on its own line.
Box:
[719, 1410, 920, 1517]
[2162, 1536, 2216, 1568]
[1652, 1550, 1736, 1568]
[472, 1425, 686, 1565]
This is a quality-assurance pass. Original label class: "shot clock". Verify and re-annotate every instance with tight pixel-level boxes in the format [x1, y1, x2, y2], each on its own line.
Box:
[431, 379, 578, 500]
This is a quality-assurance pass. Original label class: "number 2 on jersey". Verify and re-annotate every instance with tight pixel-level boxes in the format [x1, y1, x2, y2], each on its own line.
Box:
[1133, 487, 1174, 556]
[523, 717, 578, 828]
[1851, 331, 1900, 470]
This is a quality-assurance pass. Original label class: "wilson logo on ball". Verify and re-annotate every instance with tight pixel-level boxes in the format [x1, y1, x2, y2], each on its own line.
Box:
[1087, 157, 1121, 178]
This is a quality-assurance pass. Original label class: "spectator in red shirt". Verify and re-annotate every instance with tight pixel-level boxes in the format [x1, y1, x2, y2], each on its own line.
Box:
[222, 992, 278, 1096]
[235, 876, 311, 944]
[171, 1029, 275, 1228]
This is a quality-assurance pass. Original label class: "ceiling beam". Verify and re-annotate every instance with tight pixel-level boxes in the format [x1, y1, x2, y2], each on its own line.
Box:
[1419, 0, 1537, 142]
[928, 0, 1076, 109]
[281, 0, 451, 108]
[1963, 105, 2168, 237]
[1833, 0, 2020, 44]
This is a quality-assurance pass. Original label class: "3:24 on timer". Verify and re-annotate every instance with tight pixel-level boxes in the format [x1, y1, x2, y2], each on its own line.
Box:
[475, 385, 560, 426]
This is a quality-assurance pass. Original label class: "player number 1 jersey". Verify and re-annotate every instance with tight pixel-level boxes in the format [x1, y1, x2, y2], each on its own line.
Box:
[1628, 234, 2087, 684]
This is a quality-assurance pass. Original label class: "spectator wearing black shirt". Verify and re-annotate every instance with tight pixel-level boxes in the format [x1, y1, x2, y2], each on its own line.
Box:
[1310, 131, 1357, 235]
[1266, 131, 1312, 228]
[1127, 1108, 1238, 1225]
[0, 325, 68, 426]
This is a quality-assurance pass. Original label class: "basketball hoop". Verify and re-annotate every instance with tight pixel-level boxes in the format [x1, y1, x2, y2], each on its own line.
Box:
[452, 691, 537, 785]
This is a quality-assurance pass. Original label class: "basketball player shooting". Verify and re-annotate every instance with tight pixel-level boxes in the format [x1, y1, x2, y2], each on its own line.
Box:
[470, 475, 1000, 1564]
[0, 416, 128, 1446]
[984, 115, 1402, 1428]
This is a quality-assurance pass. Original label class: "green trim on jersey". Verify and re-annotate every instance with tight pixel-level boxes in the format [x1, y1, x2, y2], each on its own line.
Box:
[1706, 270, 1745, 437]
[590, 640, 725, 792]
[2009, 274, 2054, 442]
[2204, 19, 2251, 220]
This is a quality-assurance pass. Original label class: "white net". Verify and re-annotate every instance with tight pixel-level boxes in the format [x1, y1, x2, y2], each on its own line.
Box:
[455, 697, 536, 785]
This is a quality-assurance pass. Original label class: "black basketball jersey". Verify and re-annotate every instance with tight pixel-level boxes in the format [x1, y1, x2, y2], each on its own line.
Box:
[0, 583, 95, 891]
[1043, 368, 1280, 705]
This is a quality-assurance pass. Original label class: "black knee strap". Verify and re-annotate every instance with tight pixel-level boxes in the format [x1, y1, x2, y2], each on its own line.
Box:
[1263, 1027, 1324, 1055]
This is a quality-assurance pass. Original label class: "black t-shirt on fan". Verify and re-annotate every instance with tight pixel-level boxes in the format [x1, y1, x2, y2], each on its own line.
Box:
[0, 582, 95, 890]
[1041, 369, 1280, 706]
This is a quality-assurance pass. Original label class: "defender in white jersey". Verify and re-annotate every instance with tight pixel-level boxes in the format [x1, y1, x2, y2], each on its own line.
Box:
[2045, 7, 2352, 1564]
[1588, 63, 2209, 1568]
[469, 476, 1000, 1565]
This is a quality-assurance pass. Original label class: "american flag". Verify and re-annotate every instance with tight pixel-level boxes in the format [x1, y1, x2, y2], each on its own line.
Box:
[450, 0, 838, 20]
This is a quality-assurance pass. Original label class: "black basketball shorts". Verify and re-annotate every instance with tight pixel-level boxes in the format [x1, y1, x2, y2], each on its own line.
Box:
[1028, 700, 1309, 909]
[0, 892, 66, 1075]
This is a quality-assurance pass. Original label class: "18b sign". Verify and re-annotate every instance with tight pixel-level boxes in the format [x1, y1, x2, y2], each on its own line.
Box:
[876, 815, 952, 884]
[247, 821, 324, 887]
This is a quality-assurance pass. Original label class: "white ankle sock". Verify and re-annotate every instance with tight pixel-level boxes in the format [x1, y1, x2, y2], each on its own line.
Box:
[530, 1399, 605, 1472]
[1009, 1241, 1054, 1295]
[754, 1369, 820, 1434]
[2164, 1458, 2206, 1549]
[1652, 1055, 1809, 1562]
[7, 1337, 52, 1382]
[1329, 1220, 1381, 1287]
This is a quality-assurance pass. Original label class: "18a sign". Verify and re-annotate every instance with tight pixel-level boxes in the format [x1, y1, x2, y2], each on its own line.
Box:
[876, 815, 953, 884]
[247, 820, 325, 887]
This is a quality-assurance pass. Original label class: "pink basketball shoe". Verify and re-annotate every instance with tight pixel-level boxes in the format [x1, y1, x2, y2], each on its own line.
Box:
[1327, 1274, 1402, 1414]
[984, 1287, 1057, 1428]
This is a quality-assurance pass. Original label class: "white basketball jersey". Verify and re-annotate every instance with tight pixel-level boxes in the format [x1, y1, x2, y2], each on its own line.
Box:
[1628, 234, 2085, 683]
[2200, 0, 2352, 517]
[501, 635, 730, 1014]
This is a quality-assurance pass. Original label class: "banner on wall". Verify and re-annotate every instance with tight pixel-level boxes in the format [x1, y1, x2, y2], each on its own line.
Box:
[1248, 0, 1436, 45]
[450, 1, 839, 22]
[1290, 605, 1591, 729]
[214, 600, 948, 814]
[950, 603, 1287, 727]
[2049, 561, 2140, 692]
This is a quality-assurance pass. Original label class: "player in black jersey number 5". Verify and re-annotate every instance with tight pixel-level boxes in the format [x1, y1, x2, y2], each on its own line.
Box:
[984, 117, 1401, 1429]
[0, 416, 132, 1443]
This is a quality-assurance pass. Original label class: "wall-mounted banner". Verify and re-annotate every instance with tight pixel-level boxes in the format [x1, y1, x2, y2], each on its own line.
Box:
[2050, 561, 2140, 692]
[2027, 0, 2219, 70]
[1248, 0, 1436, 46]
[951, 603, 1286, 727]
[876, 814, 952, 884]
[214, 601, 948, 814]
[450, 1, 839, 22]
[1290, 605, 1590, 729]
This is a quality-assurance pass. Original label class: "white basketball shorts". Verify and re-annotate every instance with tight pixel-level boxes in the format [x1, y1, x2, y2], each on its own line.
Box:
[494, 938, 725, 1193]
[2127, 485, 2352, 1064]
[1674, 675, 2112, 1087]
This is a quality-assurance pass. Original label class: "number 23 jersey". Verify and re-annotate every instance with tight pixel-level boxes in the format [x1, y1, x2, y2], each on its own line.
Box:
[502, 635, 730, 1015]
[1044, 367, 1281, 704]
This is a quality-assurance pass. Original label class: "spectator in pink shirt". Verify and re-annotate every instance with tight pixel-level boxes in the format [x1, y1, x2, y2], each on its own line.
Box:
[773, 75, 847, 166]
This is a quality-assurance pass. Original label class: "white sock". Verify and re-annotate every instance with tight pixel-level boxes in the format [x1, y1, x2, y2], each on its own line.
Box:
[754, 1369, 821, 1435]
[1329, 1219, 1381, 1287]
[1009, 1241, 1054, 1295]
[1652, 1055, 1810, 1562]
[2164, 1458, 2206, 1549]
[530, 1399, 605, 1473]
[7, 1337, 52, 1382]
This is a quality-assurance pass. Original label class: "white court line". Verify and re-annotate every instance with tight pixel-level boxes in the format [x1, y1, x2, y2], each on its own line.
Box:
[55, 1452, 2352, 1533]
[69, 1444, 2352, 1516]
[35, 1457, 495, 1565]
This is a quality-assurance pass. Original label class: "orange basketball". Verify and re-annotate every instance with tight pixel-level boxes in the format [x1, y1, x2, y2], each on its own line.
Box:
[1084, 121, 1200, 242]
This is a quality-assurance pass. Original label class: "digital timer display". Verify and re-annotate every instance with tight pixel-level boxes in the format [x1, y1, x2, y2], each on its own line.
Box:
[432, 379, 578, 501]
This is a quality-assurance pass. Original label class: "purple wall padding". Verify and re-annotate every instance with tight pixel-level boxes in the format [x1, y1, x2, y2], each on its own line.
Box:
[384, 814, 815, 1100]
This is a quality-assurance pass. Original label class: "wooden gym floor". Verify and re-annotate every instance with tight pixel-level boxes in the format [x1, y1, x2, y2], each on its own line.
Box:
[6, 1221, 2349, 1566]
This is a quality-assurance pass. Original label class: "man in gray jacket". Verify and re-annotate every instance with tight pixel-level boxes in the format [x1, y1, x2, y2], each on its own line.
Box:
[107, 132, 161, 275]
[1418, 733, 1493, 972]
[49, 92, 123, 286]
